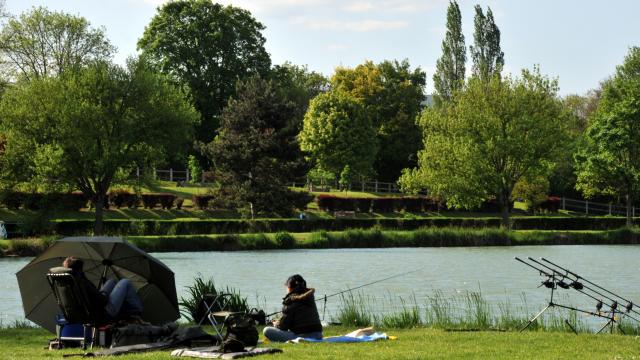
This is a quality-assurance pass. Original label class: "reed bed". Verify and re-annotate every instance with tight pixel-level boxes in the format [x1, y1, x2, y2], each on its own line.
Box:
[334, 290, 640, 335]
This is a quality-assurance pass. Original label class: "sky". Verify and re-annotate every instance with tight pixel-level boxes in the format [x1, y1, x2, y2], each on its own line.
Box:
[5, 0, 640, 95]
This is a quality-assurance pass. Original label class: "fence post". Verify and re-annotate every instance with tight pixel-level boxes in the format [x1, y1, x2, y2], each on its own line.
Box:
[153, 168, 156, 180]
[169, 168, 173, 182]
[375, 180, 378, 193]
[634, 206, 636, 218]
[609, 203, 612, 216]
[585, 200, 589, 215]
[136, 167, 140, 180]
[388, 182, 391, 193]
[361, 180, 365, 192]
[562, 197, 565, 211]
[186, 169, 190, 183]
[201, 172, 205, 184]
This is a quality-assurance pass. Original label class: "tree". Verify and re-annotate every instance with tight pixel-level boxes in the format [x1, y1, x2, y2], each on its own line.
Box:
[433, 0, 465, 104]
[575, 47, 640, 226]
[138, 0, 271, 145]
[0, 59, 198, 234]
[0, 7, 114, 80]
[331, 60, 426, 181]
[400, 68, 568, 228]
[470, 5, 504, 81]
[339, 165, 352, 193]
[200, 76, 307, 216]
[299, 90, 378, 178]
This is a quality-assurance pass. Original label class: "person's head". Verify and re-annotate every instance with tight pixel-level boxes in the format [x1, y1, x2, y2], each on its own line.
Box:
[63, 256, 84, 273]
[285, 274, 306, 293]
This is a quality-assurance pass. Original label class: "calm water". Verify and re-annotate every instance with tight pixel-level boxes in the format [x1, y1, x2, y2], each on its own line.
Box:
[2, 245, 640, 326]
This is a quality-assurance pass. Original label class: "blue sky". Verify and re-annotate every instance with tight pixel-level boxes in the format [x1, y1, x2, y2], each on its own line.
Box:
[6, 0, 640, 95]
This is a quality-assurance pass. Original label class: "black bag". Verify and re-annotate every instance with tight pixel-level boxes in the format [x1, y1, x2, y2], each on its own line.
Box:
[111, 323, 176, 348]
[220, 313, 258, 353]
[247, 308, 266, 325]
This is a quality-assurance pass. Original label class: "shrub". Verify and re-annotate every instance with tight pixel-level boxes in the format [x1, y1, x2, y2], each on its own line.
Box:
[287, 191, 314, 211]
[537, 196, 561, 213]
[1, 191, 25, 209]
[354, 198, 372, 212]
[109, 190, 139, 208]
[192, 195, 216, 209]
[175, 198, 184, 210]
[402, 197, 423, 212]
[23, 193, 45, 210]
[274, 231, 295, 249]
[178, 276, 248, 323]
[158, 193, 177, 209]
[141, 194, 159, 208]
[372, 198, 396, 213]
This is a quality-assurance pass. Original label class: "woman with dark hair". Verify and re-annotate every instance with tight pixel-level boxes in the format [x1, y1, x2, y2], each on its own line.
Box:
[263, 274, 323, 342]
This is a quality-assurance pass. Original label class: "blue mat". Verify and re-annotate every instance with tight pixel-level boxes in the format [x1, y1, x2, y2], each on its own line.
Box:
[291, 332, 388, 343]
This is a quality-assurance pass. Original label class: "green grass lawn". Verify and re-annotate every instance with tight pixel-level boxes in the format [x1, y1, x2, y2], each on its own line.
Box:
[1, 326, 638, 359]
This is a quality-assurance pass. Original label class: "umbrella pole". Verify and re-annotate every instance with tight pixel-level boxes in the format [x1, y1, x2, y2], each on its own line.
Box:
[98, 264, 109, 289]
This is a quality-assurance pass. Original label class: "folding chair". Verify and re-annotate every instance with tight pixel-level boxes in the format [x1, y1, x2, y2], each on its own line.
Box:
[47, 267, 106, 349]
[196, 293, 238, 341]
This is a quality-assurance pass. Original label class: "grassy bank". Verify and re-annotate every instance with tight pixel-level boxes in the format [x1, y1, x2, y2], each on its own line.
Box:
[1, 326, 638, 359]
[2, 227, 640, 256]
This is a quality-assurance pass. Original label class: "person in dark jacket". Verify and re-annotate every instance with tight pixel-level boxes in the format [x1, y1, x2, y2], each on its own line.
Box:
[263, 274, 323, 342]
[63, 256, 143, 321]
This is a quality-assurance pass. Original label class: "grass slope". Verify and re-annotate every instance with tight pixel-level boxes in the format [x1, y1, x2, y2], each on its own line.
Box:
[0, 326, 638, 359]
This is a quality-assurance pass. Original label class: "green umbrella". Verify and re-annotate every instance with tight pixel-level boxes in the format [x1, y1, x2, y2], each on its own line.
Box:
[16, 236, 179, 333]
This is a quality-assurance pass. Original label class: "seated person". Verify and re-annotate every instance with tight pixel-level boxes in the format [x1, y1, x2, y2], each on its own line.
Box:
[263, 274, 323, 342]
[63, 256, 143, 321]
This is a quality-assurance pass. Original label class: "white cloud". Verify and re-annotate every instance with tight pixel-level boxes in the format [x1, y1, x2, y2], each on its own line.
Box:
[292, 17, 409, 32]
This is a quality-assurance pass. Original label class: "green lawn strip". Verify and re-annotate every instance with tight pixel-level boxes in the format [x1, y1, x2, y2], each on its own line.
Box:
[0, 327, 638, 360]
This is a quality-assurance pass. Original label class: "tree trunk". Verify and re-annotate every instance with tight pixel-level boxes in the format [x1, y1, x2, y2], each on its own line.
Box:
[94, 193, 106, 235]
[498, 190, 511, 230]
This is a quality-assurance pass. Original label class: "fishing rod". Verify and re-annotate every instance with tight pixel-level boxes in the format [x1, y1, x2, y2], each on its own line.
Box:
[540, 257, 640, 319]
[266, 266, 424, 318]
[526, 257, 639, 322]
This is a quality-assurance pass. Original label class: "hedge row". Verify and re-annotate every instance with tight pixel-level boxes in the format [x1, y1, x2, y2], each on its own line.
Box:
[316, 195, 440, 213]
[108, 191, 180, 209]
[315, 195, 518, 213]
[0, 192, 86, 211]
[46, 216, 633, 236]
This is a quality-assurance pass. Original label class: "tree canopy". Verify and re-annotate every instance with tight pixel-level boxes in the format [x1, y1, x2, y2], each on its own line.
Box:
[200, 76, 308, 216]
[299, 90, 378, 178]
[433, 0, 465, 104]
[400, 68, 568, 227]
[330, 59, 425, 181]
[470, 5, 504, 81]
[0, 7, 114, 80]
[575, 47, 640, 226]
[138, 0, 271, 145]
[0, 59, 198, 233]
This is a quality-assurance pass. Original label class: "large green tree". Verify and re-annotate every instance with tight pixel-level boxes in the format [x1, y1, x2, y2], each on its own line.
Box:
[0, 7, 114, 80]
[575, 47, 640, 226]
[400, 68, 568, 228]
[0, 59, 198, 234]
[299, 90, 378, 178]
[200, 76, 307, 216]
[138, 0, 271, 145]
[433, 0, 465, 104]
[470, 5, 504, 81]
[331, 60, 426, 181]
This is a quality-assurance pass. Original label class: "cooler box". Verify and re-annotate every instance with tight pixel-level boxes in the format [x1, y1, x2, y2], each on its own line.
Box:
[55, 314, 88, 347]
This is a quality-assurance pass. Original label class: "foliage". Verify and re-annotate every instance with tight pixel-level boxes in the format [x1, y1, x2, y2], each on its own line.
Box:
[512, 176, 550, 213]
[575, 47, 640, 226]
[330, 60, 425, 181]
[433, 0, 466, 104]
[300, 90, 378, 178]
[469, 5, 504, 82]
[178, 276, 248, 323]
[0, 58, 198, 234]
[401, 68, 568, 228]
[339, 165, 352, 192]
[0, 6, 114, 80]
[187, 155, 202, 184]
[200, 76, 305, 216]
[138, 0, 271, 144]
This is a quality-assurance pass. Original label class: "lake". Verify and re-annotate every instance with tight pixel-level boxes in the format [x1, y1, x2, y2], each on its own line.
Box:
[2, 245, 639, 327]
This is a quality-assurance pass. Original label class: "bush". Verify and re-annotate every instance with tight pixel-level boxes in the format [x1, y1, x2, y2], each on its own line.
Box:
[175, 198, 184, 210]
[274, 231, 295, 249]
[537, 196, 561, 213]
[158, 194, 177, 209]
[287, 191, 314, 211]
[192, 195, 216, 209]
[372, 198, 396, 213]
[109, 190, 139, 208]
[23, 193, 44, 210]
[402, 197, 423, 212]
[178, 276, 248, 323]
[140, 193, 176, 209]
[1, 191, 25, 209]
